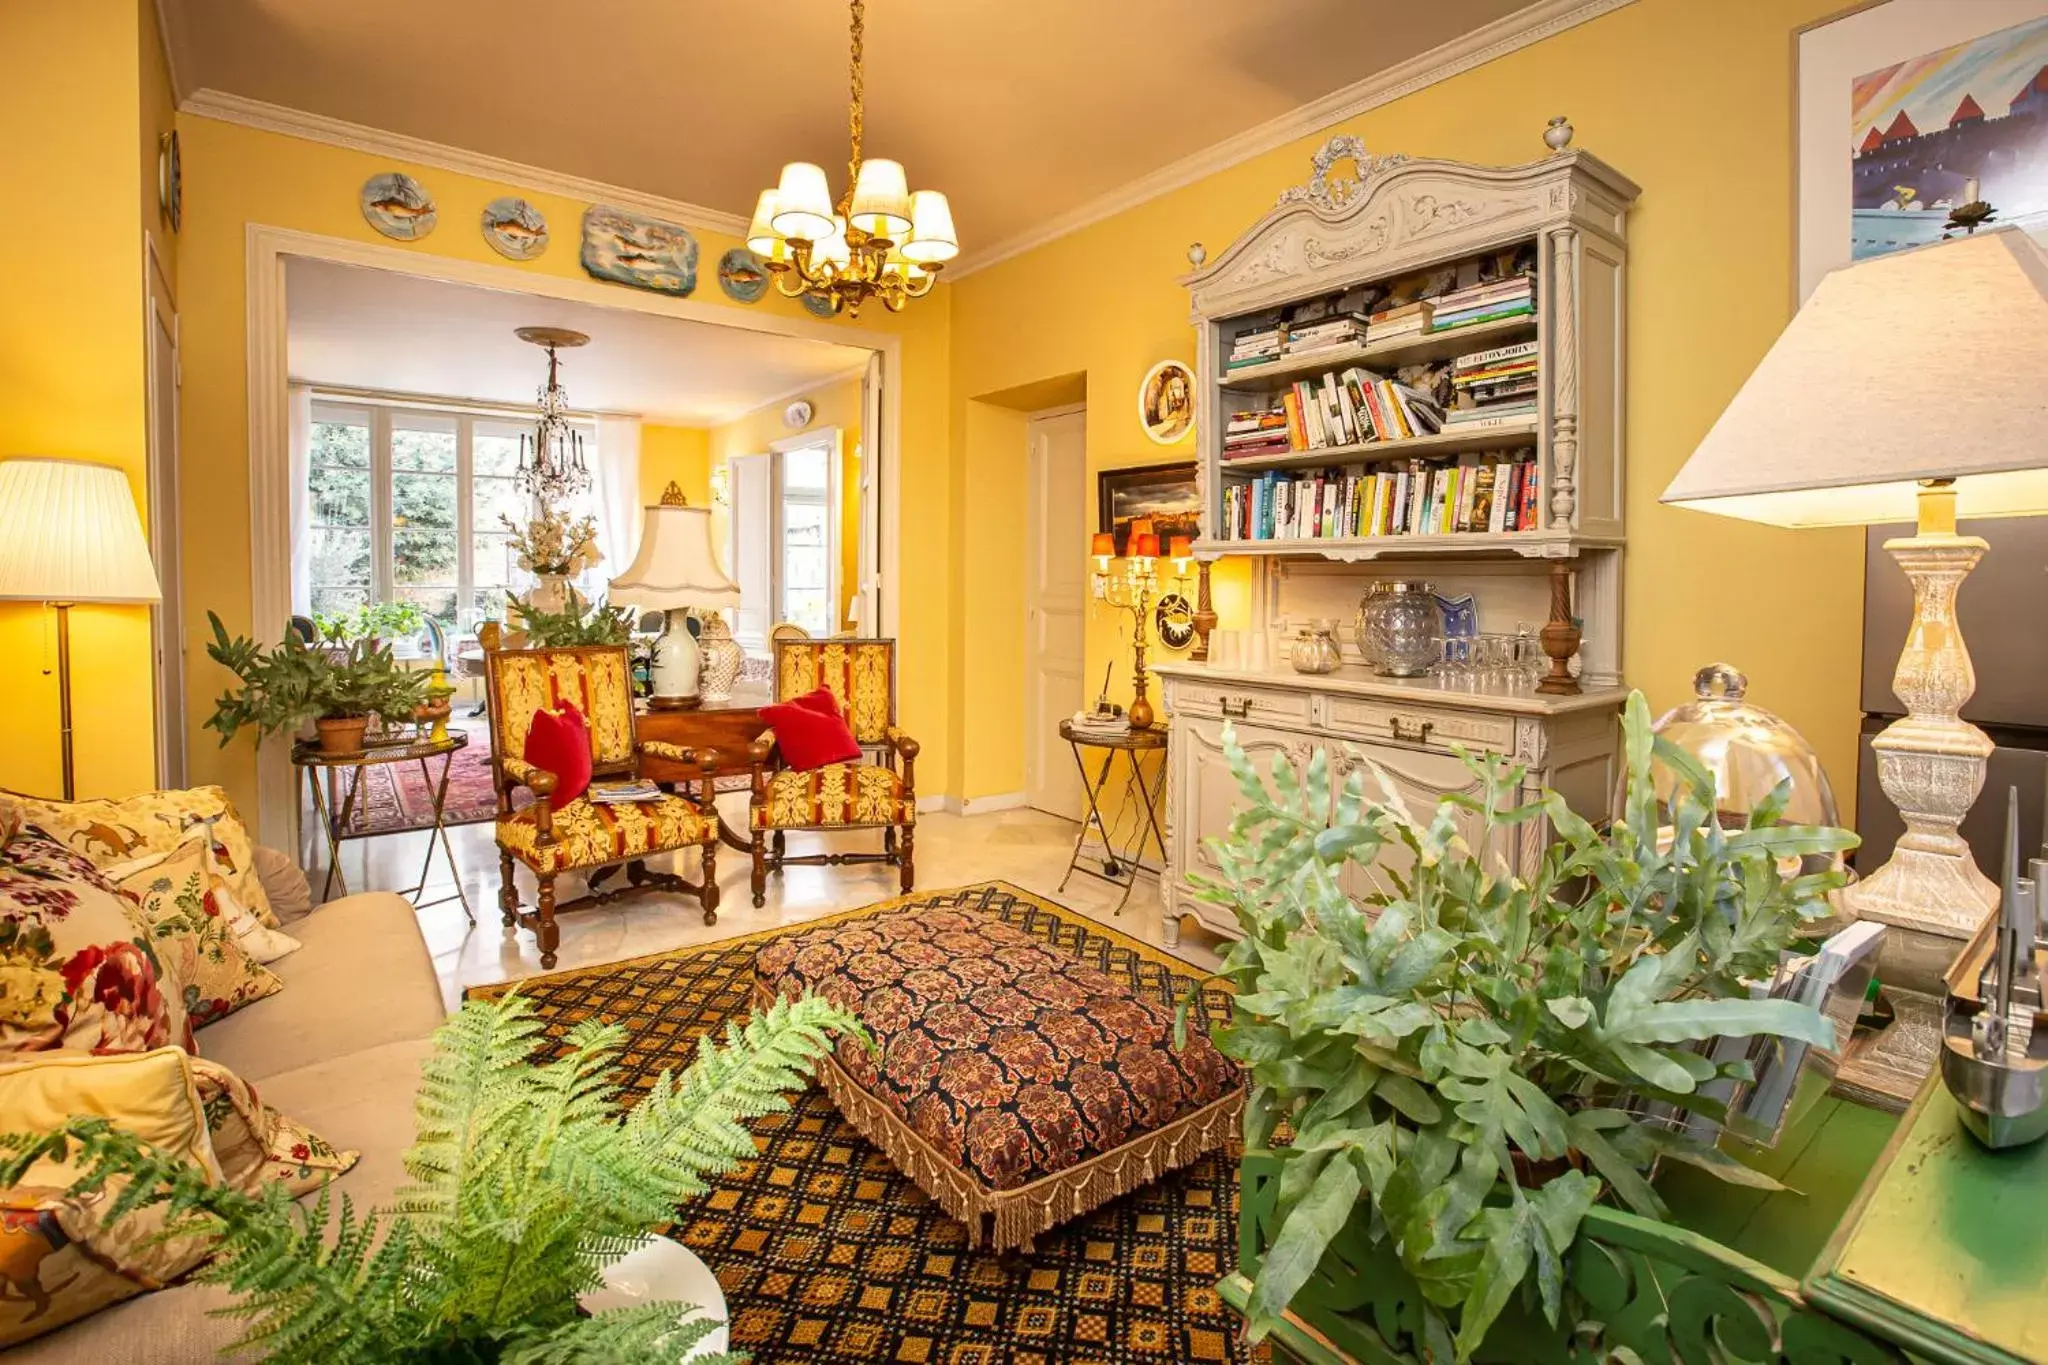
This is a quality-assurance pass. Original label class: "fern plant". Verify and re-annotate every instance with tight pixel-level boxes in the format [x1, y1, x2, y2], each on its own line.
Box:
[0, 990, 863, 1364]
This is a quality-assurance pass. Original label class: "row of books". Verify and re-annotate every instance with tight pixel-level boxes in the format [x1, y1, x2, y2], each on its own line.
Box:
[1219, 456, 1544, 542]
[1429, 275, 1534, 332]
[1226, 313, 1370, 370]
[1223, 367, 1446, 458]
[1445, 339, 1539, 427]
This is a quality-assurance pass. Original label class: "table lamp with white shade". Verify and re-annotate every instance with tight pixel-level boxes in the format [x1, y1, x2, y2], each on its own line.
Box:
[0, 458, 163, 799]
[607, 482, 742, 708]
[1662, 226, 2048, 1088]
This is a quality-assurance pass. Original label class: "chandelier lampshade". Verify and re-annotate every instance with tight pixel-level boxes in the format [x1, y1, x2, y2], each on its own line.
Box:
[750, 0, 956, 315]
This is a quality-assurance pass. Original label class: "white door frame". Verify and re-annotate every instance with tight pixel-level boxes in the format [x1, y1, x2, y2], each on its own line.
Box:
[1024, 402, 1088, 820]
[243, 224, 903, 846]
[768, 426, 841, 635]
[145, 234, 186, 789]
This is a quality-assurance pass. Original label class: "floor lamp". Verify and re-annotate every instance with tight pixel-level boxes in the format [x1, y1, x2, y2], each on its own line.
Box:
[0, 458, 163, 800]
[1661, 226, 2048, 1098]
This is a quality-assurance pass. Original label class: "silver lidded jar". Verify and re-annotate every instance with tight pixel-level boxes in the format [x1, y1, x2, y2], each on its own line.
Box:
[1356, 581, 1445, 677]
[1289, 621, 1342, 675]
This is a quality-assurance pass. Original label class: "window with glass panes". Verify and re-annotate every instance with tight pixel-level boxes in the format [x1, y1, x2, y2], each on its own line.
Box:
[778, 445, 833, 636]
[307, 402, 597, 637]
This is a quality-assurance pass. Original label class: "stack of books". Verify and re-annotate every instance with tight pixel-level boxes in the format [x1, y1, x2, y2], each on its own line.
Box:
[1283, 313, 1369, 359]
[1428, 275, 1535, 332]
[1220, 454, 1543, 542]
[1224, 406, 1292, 459]
[1446, 340, 1540, 428]
[1226, 325, 1282, 372]
[1367, 299, 1433, 344]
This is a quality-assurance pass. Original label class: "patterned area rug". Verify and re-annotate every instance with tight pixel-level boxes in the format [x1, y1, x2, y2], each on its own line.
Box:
[468, 882, 1251, 1365]
[341, 718, 500, 836]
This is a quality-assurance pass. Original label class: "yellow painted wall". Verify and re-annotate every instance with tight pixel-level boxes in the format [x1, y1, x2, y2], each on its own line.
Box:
[173, 116, 953, 814]
[707, 374, 866, 633]
[639, 423, 711, 507]
[948, 0, 1864, 813]
[0, 0, 169, 800]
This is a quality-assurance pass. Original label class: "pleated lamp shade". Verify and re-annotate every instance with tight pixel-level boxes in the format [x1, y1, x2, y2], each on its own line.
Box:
[0, 458, 161, 603]
[1662, 227, 2048, 527]
[607, 488, 741, 610]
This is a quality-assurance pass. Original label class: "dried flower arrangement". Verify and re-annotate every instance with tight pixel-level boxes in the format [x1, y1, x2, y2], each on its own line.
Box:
[503, 506, 601, 578]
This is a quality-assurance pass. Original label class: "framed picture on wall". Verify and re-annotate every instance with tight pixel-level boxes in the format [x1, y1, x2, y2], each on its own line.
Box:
[1098, 461, 1199, 556]
[1796, 0, 2048, 302]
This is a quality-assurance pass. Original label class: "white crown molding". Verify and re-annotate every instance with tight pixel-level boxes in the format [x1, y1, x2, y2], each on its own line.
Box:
[179, 88, 751, 239]
[949, 0, 1636, 278]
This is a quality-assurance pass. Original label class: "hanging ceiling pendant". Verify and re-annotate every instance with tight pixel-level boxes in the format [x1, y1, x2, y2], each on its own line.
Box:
[746, 0, 958, 318]
[514, 326, 592, 504]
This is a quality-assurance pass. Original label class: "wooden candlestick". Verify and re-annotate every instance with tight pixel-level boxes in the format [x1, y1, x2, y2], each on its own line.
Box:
[1191, 560, 1218, 663]
[1536, 561, 1582, 696]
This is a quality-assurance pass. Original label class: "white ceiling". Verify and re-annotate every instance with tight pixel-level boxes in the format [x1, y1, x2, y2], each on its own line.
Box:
[164, 0, 1537, 257]
[285, 258, 870, 424]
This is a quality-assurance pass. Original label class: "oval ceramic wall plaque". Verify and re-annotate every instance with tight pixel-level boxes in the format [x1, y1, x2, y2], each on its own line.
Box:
[482, 197, 548, 260]
[360, 173, 437, 241]
[718, 247, 771, 303]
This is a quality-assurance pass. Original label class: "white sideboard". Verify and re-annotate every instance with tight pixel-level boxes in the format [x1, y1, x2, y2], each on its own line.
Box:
[1153, 660, 1625, 946]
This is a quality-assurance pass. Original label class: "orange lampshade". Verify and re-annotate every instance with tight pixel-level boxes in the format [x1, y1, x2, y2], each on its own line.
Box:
[1090, 532, 1116, 558]
[1131, 532, 1160, 559]
[1168, 536, 1193, 559]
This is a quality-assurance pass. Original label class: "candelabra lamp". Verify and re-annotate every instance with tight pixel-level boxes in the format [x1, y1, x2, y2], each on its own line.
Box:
[1090, 526, 1164, 729]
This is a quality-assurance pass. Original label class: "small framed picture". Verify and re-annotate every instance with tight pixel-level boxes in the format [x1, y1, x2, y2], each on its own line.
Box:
[1137, 359, 1196, 445]
[1097, 461, 1199, 556]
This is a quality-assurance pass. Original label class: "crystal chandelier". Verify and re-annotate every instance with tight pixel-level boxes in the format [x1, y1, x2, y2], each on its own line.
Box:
[514, 326, 591, 503]
[746, 0, 958, 317]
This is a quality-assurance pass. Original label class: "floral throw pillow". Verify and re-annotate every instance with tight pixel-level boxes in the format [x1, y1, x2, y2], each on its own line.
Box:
[187, 1055, 358, 1196]
[0, 830, 180, 1057]
[114, 837, 283, 1029]
[5, 785, 282, 929]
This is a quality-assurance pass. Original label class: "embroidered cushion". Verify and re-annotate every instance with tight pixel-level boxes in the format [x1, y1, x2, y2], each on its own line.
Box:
[0, 830, 182, 1057]
[185, 1053, 357, 1197]
[754, 908, 1241, 1192]
[112, 836, 285, 1029]
[4, 785, 282, 929]
[496, 794, 716, 876]
[750, 763, 914, 830]
[523, 704, 593, 810]
[760, 694, 863, 772]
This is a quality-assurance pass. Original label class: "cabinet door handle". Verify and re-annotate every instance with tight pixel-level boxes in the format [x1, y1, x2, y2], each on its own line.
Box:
[1388, 717, 1435, 744]
[1220, 696, 1254, 719]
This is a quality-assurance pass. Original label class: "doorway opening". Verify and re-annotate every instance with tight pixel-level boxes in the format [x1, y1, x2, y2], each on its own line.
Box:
[1024, 405, 1087, 821]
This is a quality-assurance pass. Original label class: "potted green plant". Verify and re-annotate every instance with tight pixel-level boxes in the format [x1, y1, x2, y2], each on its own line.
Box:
[315, 600, 427, 653]
[204, 611, 432, 755]
[507, 584, 636, 648]
[1183, 693, 1857, 1361]
[1, 989, 863, 1364]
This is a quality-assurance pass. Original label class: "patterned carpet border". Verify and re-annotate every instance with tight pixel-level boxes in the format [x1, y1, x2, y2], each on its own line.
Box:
[464, 882, 1251, 1365]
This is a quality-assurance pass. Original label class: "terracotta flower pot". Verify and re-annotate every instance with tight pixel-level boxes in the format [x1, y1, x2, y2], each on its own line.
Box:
[315, 715, 371, 756]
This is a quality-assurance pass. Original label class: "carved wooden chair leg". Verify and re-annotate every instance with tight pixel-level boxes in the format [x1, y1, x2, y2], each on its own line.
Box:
[899, 825, 915, 895]
[535, 875, 560, 970]
[626, 859, 649, 886]
[771, 830, 786, 872]
[883, 827, 897, 858]
[751, 829, 769, 908]
[498, 852, 518, 929]
[699, 840, 719, 925]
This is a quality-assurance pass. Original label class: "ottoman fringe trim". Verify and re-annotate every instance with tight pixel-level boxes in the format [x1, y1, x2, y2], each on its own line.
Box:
[804, 1042, 1244, 1253]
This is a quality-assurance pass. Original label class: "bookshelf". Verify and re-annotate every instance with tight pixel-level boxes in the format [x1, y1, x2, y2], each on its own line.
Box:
[1215, 313, 1536, 390]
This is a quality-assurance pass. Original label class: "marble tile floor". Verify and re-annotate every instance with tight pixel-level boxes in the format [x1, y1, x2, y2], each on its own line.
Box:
[311, 794, 1229, 1011]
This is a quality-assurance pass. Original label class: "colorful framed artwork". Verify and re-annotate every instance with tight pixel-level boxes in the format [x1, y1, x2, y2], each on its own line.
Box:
[718, 247, 772, 303]
[481, 197, 548, 260]
[1796, 0, 2048, 301]
[1097, 461, 1199, 557]
[579, 205, 698, 296]
[1137, 359, 1195, 444]
[360, 173, 436, 241]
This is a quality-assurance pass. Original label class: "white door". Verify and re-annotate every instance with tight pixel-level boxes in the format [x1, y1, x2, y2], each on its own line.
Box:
[145, 247, 187, 788]
[729, 452, 771, 654]
[1024, 408, 1088, 820]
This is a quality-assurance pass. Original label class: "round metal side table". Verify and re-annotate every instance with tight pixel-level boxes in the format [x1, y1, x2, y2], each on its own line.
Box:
[292, 732, 474, 921]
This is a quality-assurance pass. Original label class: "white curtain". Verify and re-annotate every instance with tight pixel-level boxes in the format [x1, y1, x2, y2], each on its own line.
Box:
[593, 416, 643, 585]
[288, 384, 314, 618]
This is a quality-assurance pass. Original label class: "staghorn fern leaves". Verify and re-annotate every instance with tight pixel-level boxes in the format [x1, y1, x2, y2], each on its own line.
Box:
[0, 989, 861, 1363]
[1187, 689, 1859, 1360]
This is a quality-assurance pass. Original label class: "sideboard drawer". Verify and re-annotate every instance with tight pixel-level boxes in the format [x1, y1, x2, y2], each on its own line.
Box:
[1319, 697, 1515, 754]
[1166, 679, 1315, 728]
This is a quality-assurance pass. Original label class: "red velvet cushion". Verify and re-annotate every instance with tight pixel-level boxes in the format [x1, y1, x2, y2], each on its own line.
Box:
[788, 685, 842, 719]
[762, 695, 863, 771]
[523, 704, 593, 810]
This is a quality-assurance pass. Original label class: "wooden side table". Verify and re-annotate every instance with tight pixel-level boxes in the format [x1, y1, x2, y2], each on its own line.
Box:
[292, 732, 473, 922]
[636, 684, 771, 853]
[1057, 720, 1170, 915]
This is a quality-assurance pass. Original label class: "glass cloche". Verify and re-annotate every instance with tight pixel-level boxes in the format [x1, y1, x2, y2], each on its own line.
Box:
[1647, 664, 1841, 866]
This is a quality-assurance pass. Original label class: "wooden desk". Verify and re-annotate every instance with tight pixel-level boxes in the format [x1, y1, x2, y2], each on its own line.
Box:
[1804, 1076, 2048, 1365]
[636, 684, 771, 852]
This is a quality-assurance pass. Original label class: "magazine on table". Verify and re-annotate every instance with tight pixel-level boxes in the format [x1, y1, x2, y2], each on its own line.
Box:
[588, 779, 663, 804]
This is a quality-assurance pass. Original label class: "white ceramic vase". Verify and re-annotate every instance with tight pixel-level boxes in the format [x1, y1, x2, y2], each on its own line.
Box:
[698, 613, 743, 705]
[578, 1235, 729, 1357]
[651, 608, 701, 704]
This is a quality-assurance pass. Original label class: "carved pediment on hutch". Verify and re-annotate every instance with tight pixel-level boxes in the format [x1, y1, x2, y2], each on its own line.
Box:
[1182, 131, 1639, 320]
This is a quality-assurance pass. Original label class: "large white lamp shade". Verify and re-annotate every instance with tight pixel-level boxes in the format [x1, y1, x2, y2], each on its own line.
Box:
[608, 486, 740, 705]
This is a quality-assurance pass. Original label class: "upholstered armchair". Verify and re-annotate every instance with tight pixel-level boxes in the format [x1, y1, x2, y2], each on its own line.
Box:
[748, 638, 917, 907]
[483, 642, 718, 968]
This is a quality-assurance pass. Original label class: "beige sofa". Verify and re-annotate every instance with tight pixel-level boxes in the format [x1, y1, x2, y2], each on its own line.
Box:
[18, 855, 448, 1363]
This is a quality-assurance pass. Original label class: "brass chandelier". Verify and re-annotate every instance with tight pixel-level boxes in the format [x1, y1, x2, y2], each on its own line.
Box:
[747, 0, 957, 316]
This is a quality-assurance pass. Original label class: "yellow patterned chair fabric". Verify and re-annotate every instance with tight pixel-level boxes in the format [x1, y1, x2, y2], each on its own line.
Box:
[750, 639, 919, 906]
[483, 643, 718, 967]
